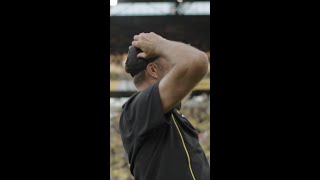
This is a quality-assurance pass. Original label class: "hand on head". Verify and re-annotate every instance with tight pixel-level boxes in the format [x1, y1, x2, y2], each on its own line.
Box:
[131, 32, 166, 59]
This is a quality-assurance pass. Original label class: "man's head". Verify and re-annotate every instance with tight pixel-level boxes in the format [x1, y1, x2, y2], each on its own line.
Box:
[125, 47, 172, 90]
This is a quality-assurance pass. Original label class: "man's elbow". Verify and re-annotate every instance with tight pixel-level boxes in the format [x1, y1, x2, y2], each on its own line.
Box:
[194, 51, 209, 76]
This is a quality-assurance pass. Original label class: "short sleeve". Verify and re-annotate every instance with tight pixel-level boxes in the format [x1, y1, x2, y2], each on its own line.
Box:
[123, 81, 168, 137]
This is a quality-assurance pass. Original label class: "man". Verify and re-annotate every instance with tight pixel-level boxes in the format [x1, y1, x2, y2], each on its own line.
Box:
[119, 32, 210, 180]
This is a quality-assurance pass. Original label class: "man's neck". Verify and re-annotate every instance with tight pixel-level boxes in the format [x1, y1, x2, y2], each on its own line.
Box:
[136, 79, 158, 92]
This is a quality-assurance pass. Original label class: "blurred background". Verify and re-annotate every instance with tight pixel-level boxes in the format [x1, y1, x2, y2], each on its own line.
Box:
[110, 0, 210, 179]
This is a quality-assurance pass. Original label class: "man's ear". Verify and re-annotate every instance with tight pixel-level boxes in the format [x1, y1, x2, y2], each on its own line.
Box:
[146, 63, 158, 79]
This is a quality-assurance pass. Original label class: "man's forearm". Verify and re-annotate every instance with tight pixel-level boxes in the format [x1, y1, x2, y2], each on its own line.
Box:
[157, 39, 209, 76]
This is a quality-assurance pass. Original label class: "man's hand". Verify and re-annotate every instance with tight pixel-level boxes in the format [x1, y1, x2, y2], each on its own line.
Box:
[131, 32, 166, 59]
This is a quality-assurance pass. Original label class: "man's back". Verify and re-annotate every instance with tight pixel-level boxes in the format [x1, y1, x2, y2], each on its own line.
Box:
[119, 82, 210, 180]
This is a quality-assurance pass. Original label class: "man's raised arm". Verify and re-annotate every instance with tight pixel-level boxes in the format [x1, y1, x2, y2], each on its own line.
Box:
[132, 32, 209, 113]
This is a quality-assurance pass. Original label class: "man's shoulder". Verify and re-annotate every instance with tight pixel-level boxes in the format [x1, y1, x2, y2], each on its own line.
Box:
[122, 92, 140, 111]
[122, 82, 160, 110]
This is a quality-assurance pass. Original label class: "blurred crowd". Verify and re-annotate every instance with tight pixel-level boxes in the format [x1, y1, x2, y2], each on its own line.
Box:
[110, 94, 210, 180]
[110, 51, 211, 80]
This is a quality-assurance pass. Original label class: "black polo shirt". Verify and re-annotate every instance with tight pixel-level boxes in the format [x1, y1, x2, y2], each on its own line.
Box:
[119, 82, 210, 180]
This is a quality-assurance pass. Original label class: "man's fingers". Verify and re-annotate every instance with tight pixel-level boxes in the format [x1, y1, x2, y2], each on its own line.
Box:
[131, 41, 139, 47]
[133, 35, 139, 40]
[137, 52, 147, 59]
